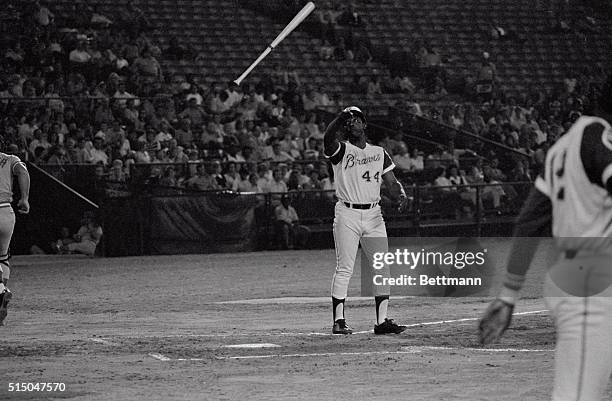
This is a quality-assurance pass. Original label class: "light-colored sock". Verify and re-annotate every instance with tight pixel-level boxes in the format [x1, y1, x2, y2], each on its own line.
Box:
[334, 301, 344, 321]
[376, 298, 388, 324]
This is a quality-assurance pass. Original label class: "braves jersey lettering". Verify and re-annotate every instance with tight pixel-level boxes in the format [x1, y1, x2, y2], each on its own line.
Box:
[535, 116, 612, 251]
[344, 153, 381, 169]
[0, 153, 24, 203]
[328, 141, 394, 203]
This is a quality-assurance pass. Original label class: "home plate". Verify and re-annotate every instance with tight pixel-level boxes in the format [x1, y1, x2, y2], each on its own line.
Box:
[223, 343, 281, 349]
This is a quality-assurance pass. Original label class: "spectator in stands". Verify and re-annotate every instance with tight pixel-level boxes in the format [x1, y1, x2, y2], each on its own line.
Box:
[94, 98, 114, 126]
[231, 168, 253, 192]
[274, 195, 309, 250]
[392, 143, 413, 173]
[132, 47, 163, 85]
[184, 97, 210, 126]
[448, 165, 477, 209]
[408, 148, 424, 171]
[158, 166, 177, 187]
[475, 52, 496, 100]
[433, 166, 453, 191]
[286, 170, 301, 191]
[108, 159, 127, 182]
[134, 140, 152, 163]
[462, 104, 486, 134]
[223, 162, 239, 189]
[90, 135, 109, 165]
[69, 40, 92, 72]
[269, 140, 294, 163]
[113, 81, 137, 108]
[267, 168, 288, 194]
[47, 144, 70, 165]
[28, 129, 52, 156]
[210, 160, 228, 188]
[174, 117, 194, 148]
[184, 163, 219, 190]
[481, 165, 505, 210]
[57, 212, 103, 257]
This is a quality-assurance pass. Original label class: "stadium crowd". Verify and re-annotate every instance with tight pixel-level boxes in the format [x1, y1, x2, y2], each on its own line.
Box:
[0, 0, 608, 210]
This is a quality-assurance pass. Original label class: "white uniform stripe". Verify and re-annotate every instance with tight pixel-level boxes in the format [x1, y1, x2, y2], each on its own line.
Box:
[601, 163, 612, 186]
[325, 143, 341, 158]
[534, 176, 550, 198]
[382, 162, 395, 175]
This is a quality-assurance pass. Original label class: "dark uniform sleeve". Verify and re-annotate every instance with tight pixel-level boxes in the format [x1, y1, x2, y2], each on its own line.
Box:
[503, 186, 553, 291]
[382, 149, 395, 174]
[325, 142, 346, 165]
[580, 122, 612, 194]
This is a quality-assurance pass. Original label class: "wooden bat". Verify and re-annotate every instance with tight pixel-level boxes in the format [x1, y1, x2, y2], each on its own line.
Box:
[233, 2, 315, 86]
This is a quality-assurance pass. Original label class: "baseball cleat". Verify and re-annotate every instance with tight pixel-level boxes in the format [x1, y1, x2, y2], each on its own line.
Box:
[374, 318, 407, 335]
[0, 288, 12, 326]
[332, 319, 353, 335]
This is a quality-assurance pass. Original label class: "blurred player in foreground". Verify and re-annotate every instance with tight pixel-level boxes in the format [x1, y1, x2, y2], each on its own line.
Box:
[324, 106, 409, 335]
[479, 76, 612, 400]
[0, 147, 30, 325]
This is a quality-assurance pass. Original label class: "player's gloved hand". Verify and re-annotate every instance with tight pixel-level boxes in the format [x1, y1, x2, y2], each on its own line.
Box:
[478, 298, 514, 345]
[17, 198, 29, 214]
[397, 193, 411, 213]
[339, 109, 353, 122]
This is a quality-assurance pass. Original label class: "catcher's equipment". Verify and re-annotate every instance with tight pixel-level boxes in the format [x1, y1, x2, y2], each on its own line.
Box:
[478, 298, 514, 345]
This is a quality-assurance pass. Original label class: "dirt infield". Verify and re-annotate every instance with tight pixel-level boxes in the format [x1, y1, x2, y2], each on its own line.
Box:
[1, 247, 611, 400]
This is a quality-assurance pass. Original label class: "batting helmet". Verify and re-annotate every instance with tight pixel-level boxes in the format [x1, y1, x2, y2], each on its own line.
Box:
[343, 106, 367, 126]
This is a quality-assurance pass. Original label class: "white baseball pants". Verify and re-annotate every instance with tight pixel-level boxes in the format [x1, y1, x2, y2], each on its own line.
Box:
[331, 201, 390, 299]
[545, 253, 612, 401]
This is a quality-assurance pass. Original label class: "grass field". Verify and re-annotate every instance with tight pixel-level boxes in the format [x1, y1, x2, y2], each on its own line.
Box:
[1, 244, 611, 401]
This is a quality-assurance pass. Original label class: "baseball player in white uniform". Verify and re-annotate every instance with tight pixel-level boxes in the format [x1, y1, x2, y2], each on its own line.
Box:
[324, 106, 409, 335]
[479, 77, 612, 400]
[0, 149, 30, 325]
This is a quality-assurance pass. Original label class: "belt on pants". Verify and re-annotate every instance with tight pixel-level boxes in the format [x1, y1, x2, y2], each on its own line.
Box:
[343, 201, 378, 210]
[0, 203, 11, 209]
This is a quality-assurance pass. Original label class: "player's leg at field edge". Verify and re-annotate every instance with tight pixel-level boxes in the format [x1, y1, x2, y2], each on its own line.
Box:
[545, 262, 612, 401]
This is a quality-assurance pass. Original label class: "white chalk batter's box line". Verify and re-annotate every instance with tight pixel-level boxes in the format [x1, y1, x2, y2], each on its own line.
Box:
[149, 346, 553, 362]
[141, 310, 550, 362]
[93, 310, 548, 342]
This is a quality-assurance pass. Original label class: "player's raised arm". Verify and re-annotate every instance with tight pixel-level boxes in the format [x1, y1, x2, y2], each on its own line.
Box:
[323, 110, 351, 162]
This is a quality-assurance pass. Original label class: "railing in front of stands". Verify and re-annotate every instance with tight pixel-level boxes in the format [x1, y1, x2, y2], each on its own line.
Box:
[142, 181, 529, 238]
[37, 162, 529, 200]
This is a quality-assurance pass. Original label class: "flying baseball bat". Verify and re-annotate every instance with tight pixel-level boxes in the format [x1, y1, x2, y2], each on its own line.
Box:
[233, 1, 316, 86]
